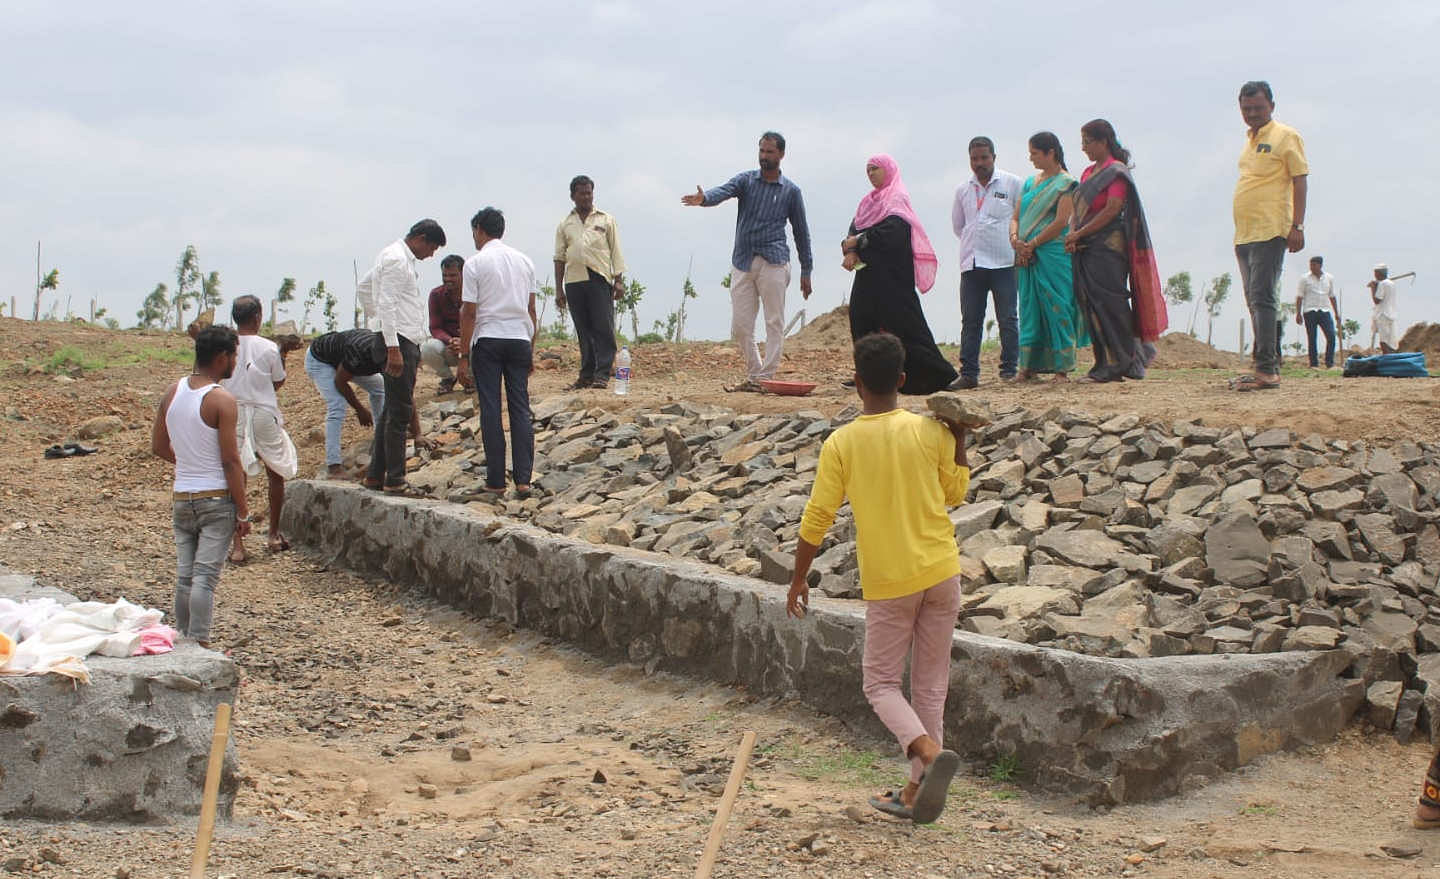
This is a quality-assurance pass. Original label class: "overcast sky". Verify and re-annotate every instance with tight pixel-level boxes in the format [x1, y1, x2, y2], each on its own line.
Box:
[4, 0, 1435, 357]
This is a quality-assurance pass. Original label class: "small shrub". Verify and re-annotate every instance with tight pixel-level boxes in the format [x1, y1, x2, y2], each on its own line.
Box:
[987, 752, 1021, 783]
[43, 345, 107, 374]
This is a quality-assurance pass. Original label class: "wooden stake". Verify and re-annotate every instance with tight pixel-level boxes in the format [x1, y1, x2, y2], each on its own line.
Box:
[190, 702, 233, 879]
[695, 730, 757, 879]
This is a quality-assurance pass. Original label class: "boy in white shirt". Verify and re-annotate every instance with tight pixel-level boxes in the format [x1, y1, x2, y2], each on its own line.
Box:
[222, 295, 299, 561]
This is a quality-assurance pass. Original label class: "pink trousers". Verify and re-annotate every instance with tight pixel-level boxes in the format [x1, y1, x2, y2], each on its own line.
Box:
[862, 575, 962, 783]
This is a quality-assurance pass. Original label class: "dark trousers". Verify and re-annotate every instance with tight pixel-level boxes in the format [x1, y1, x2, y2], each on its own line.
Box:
[470, 338, 534, 489]
[368, 335, 419, 487]
[1235, 237, 1286, 375]
[567, 269, 617, 385]
[959, 266, 1018, 380]
[1304, 310, 1337, 367]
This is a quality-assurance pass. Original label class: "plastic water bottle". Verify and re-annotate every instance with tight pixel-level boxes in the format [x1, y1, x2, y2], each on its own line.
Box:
[614, 346, 631, 396]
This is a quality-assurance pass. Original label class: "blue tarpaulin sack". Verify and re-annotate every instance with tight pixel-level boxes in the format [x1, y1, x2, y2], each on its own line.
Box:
[1342, 352, 1430, 377]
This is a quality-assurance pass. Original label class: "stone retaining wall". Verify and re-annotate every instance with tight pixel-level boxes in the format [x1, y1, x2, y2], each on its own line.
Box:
[0, 573, 239, 822]
[285, 482, 1364, 804]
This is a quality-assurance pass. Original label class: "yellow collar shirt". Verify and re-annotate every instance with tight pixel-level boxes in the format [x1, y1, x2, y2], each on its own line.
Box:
[1233, 119, 1309, 245]
[553, 208, 627, 286]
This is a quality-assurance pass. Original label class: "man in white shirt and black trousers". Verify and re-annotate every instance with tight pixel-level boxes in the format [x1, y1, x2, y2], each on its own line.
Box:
[366, 218, 446, 493]
[458, 207, 539, 497]
[950, 136, 1023, 389]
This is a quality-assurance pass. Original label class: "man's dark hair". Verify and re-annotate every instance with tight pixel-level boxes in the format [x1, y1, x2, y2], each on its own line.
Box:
[854, 332, 905, 394]
[569, 174, 594, 195]
[1239, 80, 1274, 103]
[230, 294, 262, 326]
[760, 130, 786, 153]
[195, 325, 238, 367]
[1310, 255, 1323, 264]
[407, 218, 447, 246]
[440, 254, 464, 271]
[470, 207, 505, 239]
[968, 136, 995, 155]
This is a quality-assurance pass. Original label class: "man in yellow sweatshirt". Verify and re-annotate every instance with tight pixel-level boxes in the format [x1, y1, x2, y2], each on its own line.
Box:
[788, 331, 971, 825]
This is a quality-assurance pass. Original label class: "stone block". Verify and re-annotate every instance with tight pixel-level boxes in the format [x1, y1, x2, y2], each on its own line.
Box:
[978, 584, 1075, 620]
[0, 575, 238, 822]
[981, 545, 1028, 584]
[1204, 513, 1271, 588]
[1035, 528, 1124, 569]
[1049, 474, 1085, 507]
[1297, 466, 1360, 494]
[951, 500, 1004, 542]
[1366, 680, 1404, 729]
[1283, 626, 1344, 651]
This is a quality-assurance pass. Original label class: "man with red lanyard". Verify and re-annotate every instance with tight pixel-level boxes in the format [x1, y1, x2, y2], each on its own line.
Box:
[950, 136, 1023, 389]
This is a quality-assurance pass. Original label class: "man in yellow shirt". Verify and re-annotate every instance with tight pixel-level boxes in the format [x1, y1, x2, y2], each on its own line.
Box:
[787, 332, 971, 825]
[1231, 80, 1308, 391]
[553, 175, 626, 390]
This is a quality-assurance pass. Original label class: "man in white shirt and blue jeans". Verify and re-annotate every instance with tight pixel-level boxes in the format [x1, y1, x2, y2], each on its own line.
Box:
[950, 136, 1023, 389]
[366, 218, 446, 492]
[458, 207, 539, 495]
[1294, 255, 1340, 368]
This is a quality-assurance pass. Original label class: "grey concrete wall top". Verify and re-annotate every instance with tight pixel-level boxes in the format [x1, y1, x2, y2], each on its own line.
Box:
[283, 481, 1362, 804]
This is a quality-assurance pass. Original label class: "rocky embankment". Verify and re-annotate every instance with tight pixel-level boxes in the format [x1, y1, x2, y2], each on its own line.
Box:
[378, 395, 1440, 743]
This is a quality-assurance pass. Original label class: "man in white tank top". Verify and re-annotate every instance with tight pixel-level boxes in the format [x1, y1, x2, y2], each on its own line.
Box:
[150, 326, 252, 648]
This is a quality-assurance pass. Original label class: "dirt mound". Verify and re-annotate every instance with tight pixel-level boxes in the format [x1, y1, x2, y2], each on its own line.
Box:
[1399, 322, 1440, 357]
[787, 304, 852, 349]
[1152, 331, 1247, 369]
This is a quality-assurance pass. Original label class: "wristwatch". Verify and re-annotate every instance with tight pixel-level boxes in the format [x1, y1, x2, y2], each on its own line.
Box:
[1291, 223, 1305, 232]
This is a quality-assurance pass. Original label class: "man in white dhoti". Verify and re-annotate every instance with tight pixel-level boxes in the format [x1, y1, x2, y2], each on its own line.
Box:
[1370, 263, 1400, 353]
[222, 295, 299, 561]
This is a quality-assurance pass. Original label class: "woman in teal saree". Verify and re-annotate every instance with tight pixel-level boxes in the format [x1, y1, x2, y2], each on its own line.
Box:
[1011, 131, 1088, 381]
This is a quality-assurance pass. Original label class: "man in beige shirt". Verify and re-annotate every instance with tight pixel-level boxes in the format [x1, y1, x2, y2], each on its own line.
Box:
[554, 175, 626, 390]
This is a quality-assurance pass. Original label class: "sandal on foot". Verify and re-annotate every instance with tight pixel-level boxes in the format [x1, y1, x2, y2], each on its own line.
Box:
[910, 749, 960, 825]
[1229, 374, 1280, 392]
[1414, 813, 1440, 830]
[362, 478, 384, 490]
[867, 790, 913, 820]
[382, 481, 426, 498]
[267, 535, 291, 553]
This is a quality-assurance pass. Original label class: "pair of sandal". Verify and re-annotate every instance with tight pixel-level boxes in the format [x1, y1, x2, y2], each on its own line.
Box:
[724, 379, 764, 393]
[867, 749, 960, 825]
[44, 442, 98, 459]
[362, 478, 427, 498]
[1228, 374, 1280, 392]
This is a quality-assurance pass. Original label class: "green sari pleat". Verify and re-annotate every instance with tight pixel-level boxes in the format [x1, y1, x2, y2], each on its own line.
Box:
[1017, 173, 1088, 373]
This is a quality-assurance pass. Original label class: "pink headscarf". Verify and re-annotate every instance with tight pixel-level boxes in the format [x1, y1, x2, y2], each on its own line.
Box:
[851, 154, 939, 293]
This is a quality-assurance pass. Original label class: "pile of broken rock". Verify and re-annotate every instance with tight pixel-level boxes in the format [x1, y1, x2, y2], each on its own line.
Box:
[367, 395, 1440, 743]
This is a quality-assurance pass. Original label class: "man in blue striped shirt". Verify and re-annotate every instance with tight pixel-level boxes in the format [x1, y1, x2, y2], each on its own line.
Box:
[683, 131, 813, 390]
